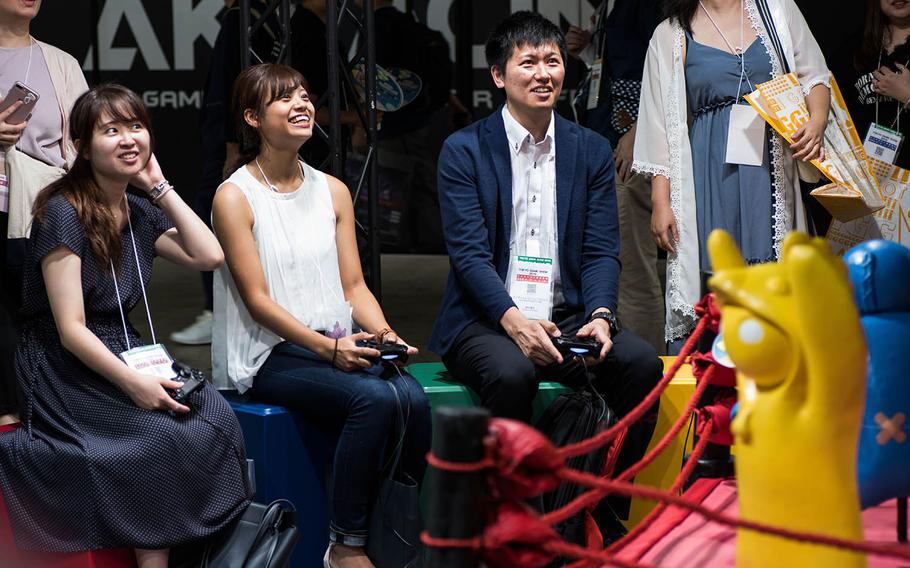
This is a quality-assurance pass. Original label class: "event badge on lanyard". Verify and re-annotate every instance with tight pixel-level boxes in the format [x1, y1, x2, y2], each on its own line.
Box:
[726, 103, 766, 166]
[113, 202, 176, 379]
[508, 255, 555, 321]
[863, 51, 908, 165]
[699, 0, 764, 166]
[864, 122, 903, 164]
[586, 59, 603, 111]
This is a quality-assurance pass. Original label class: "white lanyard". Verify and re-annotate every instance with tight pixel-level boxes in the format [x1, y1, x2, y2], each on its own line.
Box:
[110, 199, 157, 350]
[699, 0, 755, 98]
[21, 37, 34, 84]
[875, 47, 909, 130]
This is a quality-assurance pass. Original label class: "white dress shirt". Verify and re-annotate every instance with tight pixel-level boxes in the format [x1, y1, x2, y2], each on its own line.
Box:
[502, 106, 564, 310]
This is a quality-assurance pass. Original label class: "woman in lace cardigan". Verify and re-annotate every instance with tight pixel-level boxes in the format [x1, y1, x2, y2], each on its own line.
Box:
[632, 0, 829, 348]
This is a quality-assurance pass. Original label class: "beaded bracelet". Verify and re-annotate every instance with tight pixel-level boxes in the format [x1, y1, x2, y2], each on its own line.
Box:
[377, 327, 394, 343]
[331, 338, 339, 368]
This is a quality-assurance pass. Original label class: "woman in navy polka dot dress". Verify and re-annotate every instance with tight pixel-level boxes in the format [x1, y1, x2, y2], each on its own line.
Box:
[0, 85, 251, 566]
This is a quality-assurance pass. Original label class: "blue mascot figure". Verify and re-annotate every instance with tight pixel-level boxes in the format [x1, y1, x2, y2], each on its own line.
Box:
[845, 239, 910, 508]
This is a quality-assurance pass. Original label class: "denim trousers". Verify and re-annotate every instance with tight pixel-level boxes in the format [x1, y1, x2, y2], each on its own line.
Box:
[251, 342, 432, 546]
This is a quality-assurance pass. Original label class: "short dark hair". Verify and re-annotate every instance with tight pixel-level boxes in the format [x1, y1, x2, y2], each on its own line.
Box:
[484, 11, 567, 74]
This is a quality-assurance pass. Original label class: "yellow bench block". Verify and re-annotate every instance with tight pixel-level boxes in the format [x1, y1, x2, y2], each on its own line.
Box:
[627, 356, 697, 527]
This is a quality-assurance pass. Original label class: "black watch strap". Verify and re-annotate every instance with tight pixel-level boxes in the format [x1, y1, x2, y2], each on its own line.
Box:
[589, 311, 621, 335]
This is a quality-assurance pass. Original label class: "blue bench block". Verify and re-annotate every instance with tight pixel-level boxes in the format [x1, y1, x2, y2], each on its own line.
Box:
[224, 393, 334, 568]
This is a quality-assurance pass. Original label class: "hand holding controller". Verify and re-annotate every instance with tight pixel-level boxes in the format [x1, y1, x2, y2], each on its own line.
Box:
[551, 335, 603, 358]
[170, 362, 206, 405]
[356, 340, 410, 364]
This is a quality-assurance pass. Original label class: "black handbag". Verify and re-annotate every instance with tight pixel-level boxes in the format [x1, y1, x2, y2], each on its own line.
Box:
[366, 378, 423, 568]
[198, 499, 299, 568]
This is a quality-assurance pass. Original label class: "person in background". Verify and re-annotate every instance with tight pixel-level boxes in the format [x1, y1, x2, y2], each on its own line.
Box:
[212, 63, 431, 568]
[0, 84, 250, 568]
[0, 0, 88, 426]
[633, 0, 829, 351]
[566, 0, 664, 354]
[169, 0, 279, 346]
[837, 0, 910, 171]
[370, 0, 454, 252]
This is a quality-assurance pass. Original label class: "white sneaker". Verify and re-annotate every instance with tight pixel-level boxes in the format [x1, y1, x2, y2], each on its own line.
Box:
[169, 310, 213, 345]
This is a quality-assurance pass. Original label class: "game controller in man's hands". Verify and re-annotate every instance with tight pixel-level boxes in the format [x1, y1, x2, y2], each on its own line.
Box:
[552, 335, 603, 358]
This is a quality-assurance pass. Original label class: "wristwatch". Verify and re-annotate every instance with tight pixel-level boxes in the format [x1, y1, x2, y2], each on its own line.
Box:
[588, 310, 621, 336]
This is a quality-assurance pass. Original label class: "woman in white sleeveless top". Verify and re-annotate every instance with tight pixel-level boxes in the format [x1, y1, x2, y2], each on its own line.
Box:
[211, 64, 430, 568]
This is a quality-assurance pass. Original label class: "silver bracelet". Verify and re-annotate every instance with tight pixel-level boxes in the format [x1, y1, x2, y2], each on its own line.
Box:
[148, 179, 170, 200]
[151, 184, 173, 203]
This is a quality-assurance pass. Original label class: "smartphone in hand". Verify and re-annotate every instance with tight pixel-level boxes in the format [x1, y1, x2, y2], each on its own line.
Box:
[0, 81, 39, 125]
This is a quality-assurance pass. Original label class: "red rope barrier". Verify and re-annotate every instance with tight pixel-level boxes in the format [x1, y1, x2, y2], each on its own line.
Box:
[543, 366, 714, 526]
[420, 533, 483, 550]
[544, 416, 715, 526]
[542, 539, 656, 568]
[611, 418, 718, 552]
[426, 452, 495, 473]
[558, 316, 710, 460]
[558, 469, 910, 561]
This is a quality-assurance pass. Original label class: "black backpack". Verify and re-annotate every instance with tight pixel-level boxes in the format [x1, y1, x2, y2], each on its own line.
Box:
[534, 386, 624, 552]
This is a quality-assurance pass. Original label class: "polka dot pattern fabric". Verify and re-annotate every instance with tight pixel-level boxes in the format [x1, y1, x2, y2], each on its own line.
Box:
[0, 194, 251, 552]
[610, 78, 642, 135]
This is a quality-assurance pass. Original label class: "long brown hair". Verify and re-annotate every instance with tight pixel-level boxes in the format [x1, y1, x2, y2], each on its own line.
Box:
[32, 84, 155, 269]
[231, 63, 309, 171]
[857, 0, 888, 70]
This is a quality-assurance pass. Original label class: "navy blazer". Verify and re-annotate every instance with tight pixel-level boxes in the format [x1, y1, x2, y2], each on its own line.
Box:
[428, 109, 621, 356]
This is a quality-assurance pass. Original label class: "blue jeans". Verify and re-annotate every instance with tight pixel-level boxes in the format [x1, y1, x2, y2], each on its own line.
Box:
[251, 342, 432, 546]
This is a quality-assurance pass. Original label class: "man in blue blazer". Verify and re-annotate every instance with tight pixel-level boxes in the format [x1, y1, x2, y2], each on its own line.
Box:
[428, 11, 661, 521]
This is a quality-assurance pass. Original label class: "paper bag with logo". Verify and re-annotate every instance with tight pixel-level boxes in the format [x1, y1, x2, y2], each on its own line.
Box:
[745, 74, 884, 222]
[826, 157, 910, 254]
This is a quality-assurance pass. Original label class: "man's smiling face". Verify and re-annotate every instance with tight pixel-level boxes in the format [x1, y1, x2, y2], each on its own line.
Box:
[491, 42, 565, 115]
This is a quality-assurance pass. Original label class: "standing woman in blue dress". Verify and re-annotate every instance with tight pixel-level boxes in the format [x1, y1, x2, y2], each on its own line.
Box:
[0, 84, 251, 567]
[633, 0, 830, 349]
[211, 63, 431, 568]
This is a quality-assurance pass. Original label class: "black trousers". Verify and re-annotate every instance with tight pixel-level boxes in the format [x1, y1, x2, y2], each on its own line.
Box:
[443, 309, 662, 518]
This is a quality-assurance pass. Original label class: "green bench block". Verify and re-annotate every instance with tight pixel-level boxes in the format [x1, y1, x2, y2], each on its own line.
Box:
[405, 362, 570, 422]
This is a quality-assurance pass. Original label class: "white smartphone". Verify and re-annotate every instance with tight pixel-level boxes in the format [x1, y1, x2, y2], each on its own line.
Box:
[0, 81, 39, 125]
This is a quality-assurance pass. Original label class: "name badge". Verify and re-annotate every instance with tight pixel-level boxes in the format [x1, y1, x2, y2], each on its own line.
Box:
[120, 343, 177, 379]
[586, 59, 603, 111]
[863, 122, 903, 164]
[725, 104, 766, 166]
[508, 255, 554, 321]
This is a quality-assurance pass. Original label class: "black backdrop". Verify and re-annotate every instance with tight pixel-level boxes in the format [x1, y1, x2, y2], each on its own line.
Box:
[28, 0, 864, 209]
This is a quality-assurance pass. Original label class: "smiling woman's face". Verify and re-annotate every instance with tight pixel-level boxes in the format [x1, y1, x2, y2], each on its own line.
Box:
[882, 0, 910, 23]
[0, 0, 41, 23]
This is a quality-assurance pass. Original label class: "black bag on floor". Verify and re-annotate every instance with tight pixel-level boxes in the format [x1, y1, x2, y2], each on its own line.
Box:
[367, 379, 423, 568]
[535, 385, 620, 547]
[198, 499, 299, 567]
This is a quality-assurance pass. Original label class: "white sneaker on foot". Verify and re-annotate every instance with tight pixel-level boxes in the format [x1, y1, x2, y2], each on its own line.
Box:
[170, 310, 213, 345]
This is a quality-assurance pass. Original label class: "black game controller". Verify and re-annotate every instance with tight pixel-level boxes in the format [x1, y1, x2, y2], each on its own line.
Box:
[170, 362, 206, 405]
[357, 340, 410, 364]
[552, 335, 603, 358]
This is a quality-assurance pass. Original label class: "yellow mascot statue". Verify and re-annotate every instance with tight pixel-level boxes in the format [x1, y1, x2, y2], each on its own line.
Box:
[707, 230, 866, 567]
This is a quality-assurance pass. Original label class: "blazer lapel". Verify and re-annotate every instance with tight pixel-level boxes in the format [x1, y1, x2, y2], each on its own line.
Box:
[483, 111, 513, 265]
[555, 115, 578, 250]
